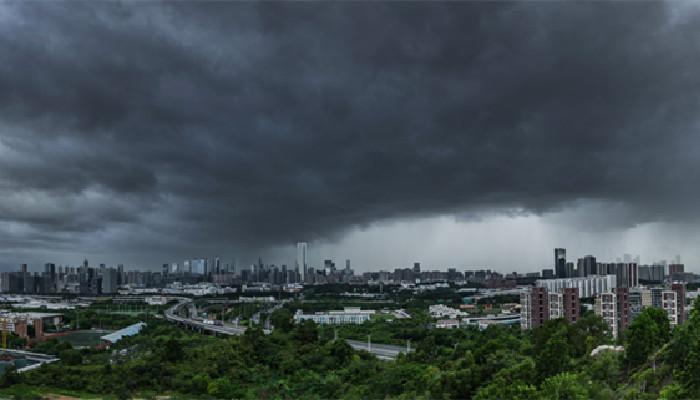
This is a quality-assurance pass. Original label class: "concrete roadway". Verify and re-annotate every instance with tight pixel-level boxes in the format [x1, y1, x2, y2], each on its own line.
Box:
[166, 298, 411, 361]
[165, 298, 266, 335]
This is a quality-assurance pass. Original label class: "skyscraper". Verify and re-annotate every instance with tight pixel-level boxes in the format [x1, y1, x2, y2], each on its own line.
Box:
[297, 242, 308, 282]
[191, 259, 206, 275]
[578, 255, 597, 277]
[554, 248, 567, 278]
[101, 268, 118, 294]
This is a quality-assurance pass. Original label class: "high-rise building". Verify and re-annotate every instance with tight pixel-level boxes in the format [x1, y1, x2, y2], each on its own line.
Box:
[672, 282, 686, 325]
[596, 287, 633, 339]
[578, 255, 597, 277]
[640, 287, 663, 309]
[191, 259, 206, 275]
[296, 242, 308, 282]
[602, 263, 638, 288]
[413, 262, 420, 275]
[638, 265, 665, 283]
[595, 292, 619, 338]
[323, 259, 335, 275]
[117, 264, 124, 285]
[521, 287, 549, 330]
[44, 263, 56, 277]
[629, 289, 644, 322]
[566, 262, 575, 279]
[541, 269, 554, 279]
[522, 287, 579, 330]
[536, 274, 617, 299]
[549, 288, 580, 324]
[615, 287, 630, 333]
[663, 289, 680, 326]
[213, 257, 221, 275]
[101, 268, 118, 294]
[554, 248, 567, 278]
[669, 264, 685, 278]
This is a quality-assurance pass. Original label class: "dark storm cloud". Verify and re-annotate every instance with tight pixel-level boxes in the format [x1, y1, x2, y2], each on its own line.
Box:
[1, 1, 700, 263]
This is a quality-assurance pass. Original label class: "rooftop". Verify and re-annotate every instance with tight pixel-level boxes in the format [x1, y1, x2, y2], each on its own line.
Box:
[101, 322, 146, 344]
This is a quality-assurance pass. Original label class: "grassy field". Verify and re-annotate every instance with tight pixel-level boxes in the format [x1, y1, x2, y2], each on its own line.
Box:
[55, 330, 111, 348]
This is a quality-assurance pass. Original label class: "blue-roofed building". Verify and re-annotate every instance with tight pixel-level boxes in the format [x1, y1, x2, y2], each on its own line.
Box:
[100, 322, 146, 346]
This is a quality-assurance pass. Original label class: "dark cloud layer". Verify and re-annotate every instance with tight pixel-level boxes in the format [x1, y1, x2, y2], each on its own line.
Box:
[1, 2, 700, 265]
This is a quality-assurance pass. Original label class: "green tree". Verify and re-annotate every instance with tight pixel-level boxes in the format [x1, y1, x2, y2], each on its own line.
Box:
[58, 349, 83, 366]
[293, 320, 319, 345]
[533, 321, 572, 382]
[0, 365, 20, 388]
[474, 381, 538, 400]
[207, 377, 237, 399]
[539, 372, 589, 400]
[667, 301, 700, 395]
[624, 308, 670, 368]
[270, 308, 294, 332]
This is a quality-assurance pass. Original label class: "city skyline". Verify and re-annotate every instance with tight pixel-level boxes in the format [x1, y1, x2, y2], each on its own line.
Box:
[0, 243, 687, 275]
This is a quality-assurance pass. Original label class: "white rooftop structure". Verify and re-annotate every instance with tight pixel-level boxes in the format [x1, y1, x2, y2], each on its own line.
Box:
[591, 345, 624, 356]
[294, 308, 375, 325]
[101, 322, 146, 344]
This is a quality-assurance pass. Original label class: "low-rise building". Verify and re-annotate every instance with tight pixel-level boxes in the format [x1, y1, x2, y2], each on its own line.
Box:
[100, 322, 146, 347]
[428, 304, 466, 319]
[435, 319, 460, 329]
[145, 296, 168, 305]
[293, 308, 375, 325]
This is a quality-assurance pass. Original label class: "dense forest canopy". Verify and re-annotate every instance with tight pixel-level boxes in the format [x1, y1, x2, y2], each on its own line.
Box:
[0, 300, 698, 399]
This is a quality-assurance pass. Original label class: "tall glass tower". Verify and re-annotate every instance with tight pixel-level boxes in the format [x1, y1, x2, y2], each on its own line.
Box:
[555, 248, 567, 278]
[297, 242, 308, 282]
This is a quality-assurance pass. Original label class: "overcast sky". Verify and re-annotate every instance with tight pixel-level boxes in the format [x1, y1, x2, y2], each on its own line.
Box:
[1, 2, 700, 272]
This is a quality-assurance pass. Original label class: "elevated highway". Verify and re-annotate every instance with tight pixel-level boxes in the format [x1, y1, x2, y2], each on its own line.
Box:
[165, 298, 270, 335]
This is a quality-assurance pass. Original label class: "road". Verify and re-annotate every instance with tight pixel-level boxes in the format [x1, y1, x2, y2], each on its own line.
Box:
[164, 298, 249, 335]
[165, 298, 270, 336]
[346, 339, 413, 360]
[166, 298, 410, 361]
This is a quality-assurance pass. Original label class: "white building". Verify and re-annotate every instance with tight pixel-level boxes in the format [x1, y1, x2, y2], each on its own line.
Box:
[145, 296, 168, 305]
[537, 274, 617, 299]
[428, 304, 466, 319]
[595, 292, 619, 339]
[662, 290, 679, 326]
[548, 292, 564, 320]
[520, 290, 534, 330]
[435, 319, 460, 329]
[293, 307, 374, 325]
